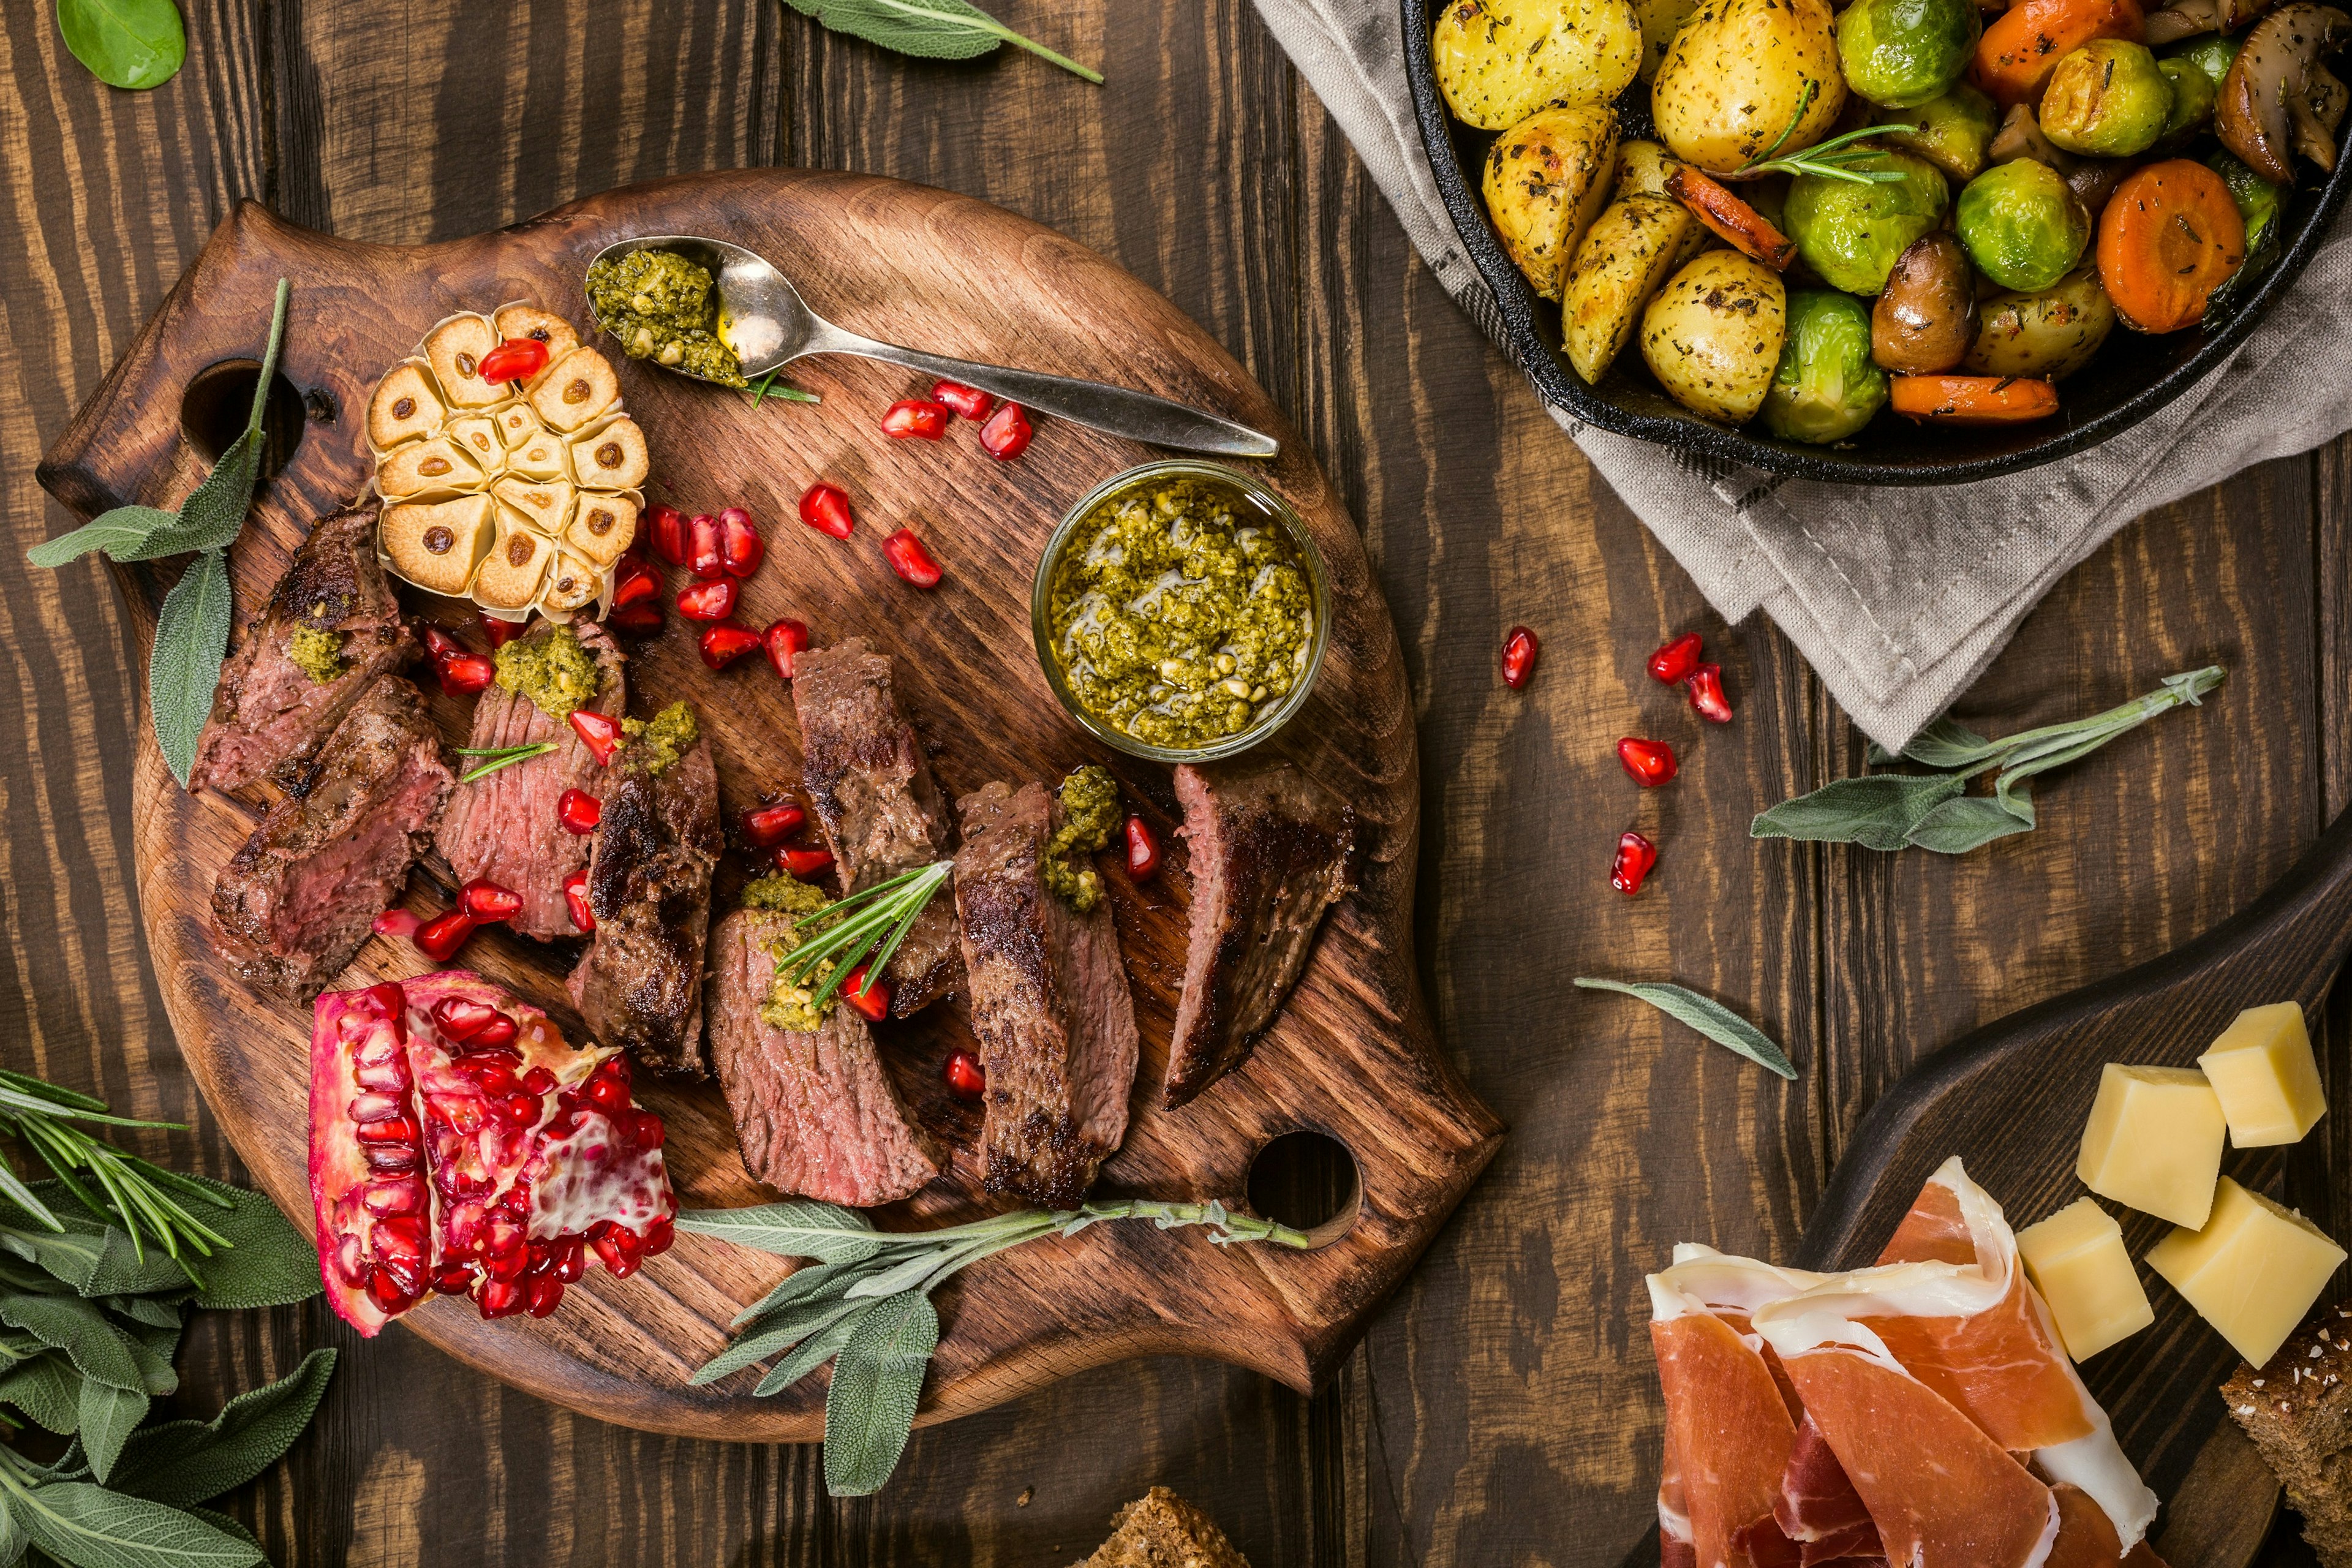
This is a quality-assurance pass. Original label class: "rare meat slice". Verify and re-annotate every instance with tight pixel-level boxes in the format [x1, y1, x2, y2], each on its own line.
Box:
[567, 724, 720, 1074]
[1163, 757, 1353, 1107]
[952, 780, 1139, 1206]
[210, 677, 453, 1000]
[1775, 1414, 1886, 1567]
[437, 620, 624, 940]
[192, 503, 417, 793]
[791, 638, 959, 1014]
[704, 908, 944, 1205]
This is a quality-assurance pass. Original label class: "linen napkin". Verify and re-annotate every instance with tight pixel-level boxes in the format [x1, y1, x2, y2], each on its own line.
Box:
[1250, 0, 2352, 748]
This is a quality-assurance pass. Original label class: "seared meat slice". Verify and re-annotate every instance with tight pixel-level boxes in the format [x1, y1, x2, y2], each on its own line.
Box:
[192, 504, 417, 793]
[567, 731, 721, 1074]
[437, 620, 624, 940]
[791, 639, 960, 1015]
[1164, 758, 1353, 1109]
[210, 678, 453, 1000]
[952, 780, 1138, 1206]
[704, 908, 945, 1205]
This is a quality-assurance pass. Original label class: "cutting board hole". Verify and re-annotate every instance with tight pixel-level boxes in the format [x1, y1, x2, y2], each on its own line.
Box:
[1246, 1130, 1359, 1247]
[179, 360, 306, 477]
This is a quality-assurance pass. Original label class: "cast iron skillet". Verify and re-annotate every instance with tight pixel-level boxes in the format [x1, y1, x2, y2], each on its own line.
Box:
[1401, 0, 2352, 486]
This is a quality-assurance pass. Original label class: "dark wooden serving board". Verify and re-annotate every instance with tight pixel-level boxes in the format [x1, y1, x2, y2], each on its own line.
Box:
[34, 170, 1504, 1442]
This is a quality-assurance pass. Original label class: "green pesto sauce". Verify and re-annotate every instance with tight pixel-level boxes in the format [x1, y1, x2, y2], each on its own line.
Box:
[744, 873, 840, 1031]
[584, 250, 747, 388]
[287, 625, 347, 685]
[620, 701, 698, 777]
[1044, 764, 1120, 912]
[1046, 478, 1315, 751]
[494, 625, 601, 722]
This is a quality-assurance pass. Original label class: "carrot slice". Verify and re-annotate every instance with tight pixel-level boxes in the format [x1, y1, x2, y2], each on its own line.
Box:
[1666, 166, 1798, 271]
[1970, 0, 2144, 107]
[2096, 160, 2247, 333]
[1890, 375, 2062, 423]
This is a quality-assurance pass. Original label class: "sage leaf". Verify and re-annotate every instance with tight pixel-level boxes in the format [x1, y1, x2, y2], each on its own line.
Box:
[108, 1348, 335, 1507]
[755, 1305, 872, 1397]
[1750, 772, 1966, 850]
[730, 1257, 890, 1330]
[0, 1494, 24, 1568]
[77, 1379, 148, 1483]
[693, 1297, 868, 1386]
[129, 283, 290, 561]
[55, 0, 186, 91]
[0, 1297, 145, 1394]
[148, 549, 233, 789]
[677, 1201, 885, 1265]
[173, 1178, 317, 1310]
[821, 1291, 937, 1497]
[0, 1353, 86, 1434]
[184, 1510, 259, 1555]
[1868, 715, 2001, 771]
[1573, 978, 1798, 1080]
[26, 509, 179, 570]
[1904, 790, 2035, 854]
[13, 1481, 263, 1568]
[778, 0, 1102, 82]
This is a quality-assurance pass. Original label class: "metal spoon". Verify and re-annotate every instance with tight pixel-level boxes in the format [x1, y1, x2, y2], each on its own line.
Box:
[586, 235, 1280, 459]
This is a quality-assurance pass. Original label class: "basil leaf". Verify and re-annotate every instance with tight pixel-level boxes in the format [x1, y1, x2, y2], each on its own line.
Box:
[1750, 772, 1966, 850]
[778, 0, 1101, 81]
[77, 1378, 148, 1482]
[677, 1201, 886, 1265]
[54, 0, 186, 91]
[148, 549, 233, 789]
[0, 1352, 86, 1434]
[14, 1481, 263, 1568]
[108, 1348, 335, 1507]
[0, 1297, 146, 1393]
[821, 1289, 937, 1497]
[26, 508, 179, 570]
[1573, 977, 1798, 1080]
[1903, 790, 2036, 854]
[754, 1303, 872, 1397]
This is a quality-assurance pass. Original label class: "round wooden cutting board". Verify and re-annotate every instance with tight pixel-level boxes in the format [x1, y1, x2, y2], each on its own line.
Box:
[36, 170, 1504, 1441]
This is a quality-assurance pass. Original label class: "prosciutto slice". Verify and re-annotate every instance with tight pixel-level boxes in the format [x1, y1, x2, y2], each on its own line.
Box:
[1774, 1414, 1885, 1567]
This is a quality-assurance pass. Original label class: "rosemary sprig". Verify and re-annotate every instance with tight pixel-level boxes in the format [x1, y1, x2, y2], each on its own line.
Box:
[455, 740, 557, 783]
[0, 1070, 234, 1269]
[1723, 83, 1918, 184]
[778, 862, 953, 1008]
[744, 370, 821, 408]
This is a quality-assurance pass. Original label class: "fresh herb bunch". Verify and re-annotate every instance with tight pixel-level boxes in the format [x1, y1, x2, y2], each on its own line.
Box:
[1573, 979, 1796, 1079]
[777, 863, 952, 1010]
[779, 0, 1102, 83]
[1728, 83, 1917, 184]
[0, 1073, 233, 1274]
[56, 0, 186, 91]
[29, 281, 293, 787]
[454, 741, 557, 784]
[680, 1197, 1314, 1495]
[1753, 666, 2227, 854]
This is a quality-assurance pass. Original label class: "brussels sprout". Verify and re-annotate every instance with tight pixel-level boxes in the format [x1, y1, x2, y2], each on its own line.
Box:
[1784, 150, 1950, 293]
[1956, 159, 2092, 291]
[2157, 56, 2217, 145]
[2208, 148, 2282, 252]
[1877, 83, 2000, 179]
[1837, 0, 1982, 106]
[1764, 291, 1891, 442]
[2038, 41, 2173, 156]
[2164, 32, 2241, 91]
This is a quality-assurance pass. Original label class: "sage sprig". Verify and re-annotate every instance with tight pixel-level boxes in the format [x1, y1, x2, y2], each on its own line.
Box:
[1752, 666, 2226, 855]
[29, 280, 293, 787]
[778, 0, 1102, 83]
[680, 1197, 1314, 1495]
[1573, 978, 1797, 1079]
[779, 862, 952, 1009]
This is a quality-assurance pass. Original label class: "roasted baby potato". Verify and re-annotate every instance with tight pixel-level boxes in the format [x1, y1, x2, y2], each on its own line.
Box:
[1564, 194, 1707, 381]
[1961, 268, 2117, 378]
[1653, 0, 1847, 169]
[1614, 138, 1681, 198]
[1434, 0, 1646, 129]
[1640, 251, 1789, 421]
[1634, 0, 1703, 78]
[1484, 105, 1622, 298]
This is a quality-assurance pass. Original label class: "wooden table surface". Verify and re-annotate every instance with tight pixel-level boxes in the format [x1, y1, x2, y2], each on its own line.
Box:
[4, 3, 2346, 1564]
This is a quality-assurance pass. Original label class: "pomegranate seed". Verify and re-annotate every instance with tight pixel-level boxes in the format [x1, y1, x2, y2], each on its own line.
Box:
[569, 709, 624, 764]
[526, 1274, 566, 1317]
[422, 626, 467, 665]
[461, 1060, 522, 1098]
[632, 1110, 666, 1150]
[699, 622, 763, 669]
[607, 600, 663, 638]
[978, 401, 1032, 460]
[932, 380, 994, 420]
[466, 1016, 518, 1050]
[415, 910, 477, 963]
[798, 483, 854, 540]
[1125, 815, 1160, 880]
[1611, 831, 1659, 895]
[372, 908, 420, 940]
[522, 1066, 556, 1096]
[551, 1237, 587, 1282]
[880, 398, 950, 439]
[842, 965, 891, 1022]
[459, 878, 523, 923]
[366, 1267, 413, 1314]
[477, 337, 550, 385]
[742, 803, 806, 847]
[1617, 737, 1679, 788]
[718, 507, 764, 578]
[496, 1091, 540, 1128]
[564, 868, 594, 933]
[363, 1181, 421, 1216]
[432, 1264, 477, 1295]
[354, 1115, 421, 1146]
[480, 614, 524, 650]
[432, 997, 499, 1041]
[1648, 632, 1703, 685]
[611, 553, 660, 609]
[600, 1054, 632, 1088]
[762, 617, 810, 680]
[881, 529, 942, 588]
[584, 1075, 631, 1116]
[779, 845, 834, 878]
[642, 1215, 675, 1256]
[676, 578, 737, 621]
[1501, 625, 1539, 690]
[647, 503, 689, 567]
[557, 788, 601, 835]
[1687, 664, 1733, 723]
[347, 1091, 404, 1125]
[943, 1048, 986, 1101]
[687, 513, 723, 579]
[477, 1278, 528, 1317]
[437, 653, 495, 697]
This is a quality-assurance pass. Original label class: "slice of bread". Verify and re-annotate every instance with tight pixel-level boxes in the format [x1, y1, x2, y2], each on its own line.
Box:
[1072, 1488, 1252, 1568]
[2223, 1297, 2352, 1564]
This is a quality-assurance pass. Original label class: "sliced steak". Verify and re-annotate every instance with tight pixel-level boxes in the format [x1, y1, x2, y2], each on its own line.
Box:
[567, 728, 721, 1074]
[704, 908, 946, 1205]
[791, 638, 959, 1014]
[210, 677, 453, 1000]
[1163, 758, 1354, 1108]
[437, 620, 624, 940]
[192, 503, 417, 793]
[952, 780, 1139, 1206]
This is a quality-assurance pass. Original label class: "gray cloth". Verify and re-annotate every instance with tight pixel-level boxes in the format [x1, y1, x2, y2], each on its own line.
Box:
[1251, 0, 2352, 747]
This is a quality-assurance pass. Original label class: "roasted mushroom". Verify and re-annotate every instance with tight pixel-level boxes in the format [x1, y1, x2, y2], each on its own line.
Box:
[1990, 102, 2081, 174]
[2217, 2, 2352, 183]
[2144, 0, 2274, 46]
[1872, 232, 1980, 372]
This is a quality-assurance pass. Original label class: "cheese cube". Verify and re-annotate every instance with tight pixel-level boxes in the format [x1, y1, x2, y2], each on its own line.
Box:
[2018, 1198, 2154, 1361]
[2146, 1176, 2348, 1367]
[2076, 1064, 2228, 1228]
[2199, 1002, 2326, 1148]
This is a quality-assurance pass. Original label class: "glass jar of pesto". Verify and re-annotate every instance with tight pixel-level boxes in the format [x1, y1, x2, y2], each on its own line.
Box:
[1033, 462, 1329, 763]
